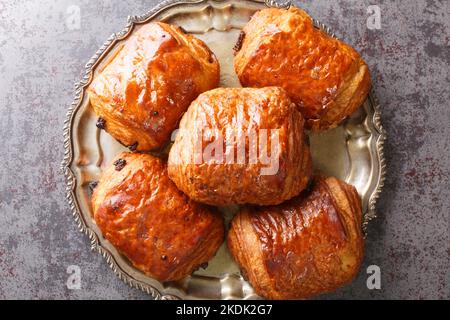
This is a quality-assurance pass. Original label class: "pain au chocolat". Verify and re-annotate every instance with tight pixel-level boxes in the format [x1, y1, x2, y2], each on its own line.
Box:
[234, 7, 371, 131]
[167, 87, 312, 206]
[92, 152, 224, 281]
[228, 175, 364, 299]
[88, 22, 220, 151]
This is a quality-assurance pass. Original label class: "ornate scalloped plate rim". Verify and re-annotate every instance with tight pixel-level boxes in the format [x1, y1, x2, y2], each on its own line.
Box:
[62, 0, 386, 300]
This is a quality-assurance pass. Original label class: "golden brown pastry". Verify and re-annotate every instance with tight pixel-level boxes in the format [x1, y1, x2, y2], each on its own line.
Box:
[167, 87, 312, 206]
[234, 7, 371, 131]
[228, 175, 364, 299]
[91, 152, 224, 281]
[88, 22, 220, 151]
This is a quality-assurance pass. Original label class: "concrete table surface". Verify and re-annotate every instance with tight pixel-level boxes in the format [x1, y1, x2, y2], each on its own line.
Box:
[0, 0, 448, 299]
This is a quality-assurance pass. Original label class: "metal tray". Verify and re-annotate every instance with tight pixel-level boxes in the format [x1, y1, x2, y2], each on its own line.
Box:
[62, 0, 386, 300]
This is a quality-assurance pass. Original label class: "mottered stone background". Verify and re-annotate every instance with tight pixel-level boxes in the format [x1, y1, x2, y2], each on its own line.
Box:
[0, 0, 448, 299]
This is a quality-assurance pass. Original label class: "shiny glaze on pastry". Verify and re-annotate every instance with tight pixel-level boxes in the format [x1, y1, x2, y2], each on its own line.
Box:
[88, 22, 220, 151]
[92, 152, 224, 281]
[228, 175, 364, 299]
[167, 87, 312, 206]
[234, 7, 371, 131]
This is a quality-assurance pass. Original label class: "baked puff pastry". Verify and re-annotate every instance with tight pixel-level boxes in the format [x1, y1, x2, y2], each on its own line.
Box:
[92, 152, 224, 281]
[168, 87, 312, 206]
[88, 22, 220, 151]
[228, 176, 364, 299]
[234, 7, 371, 131]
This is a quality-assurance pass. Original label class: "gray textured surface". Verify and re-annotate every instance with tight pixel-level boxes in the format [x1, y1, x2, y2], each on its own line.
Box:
[0, 0, 448, 300]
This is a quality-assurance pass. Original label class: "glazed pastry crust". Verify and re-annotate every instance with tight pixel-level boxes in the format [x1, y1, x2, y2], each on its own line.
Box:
[88, 22, 220, 151]
[92, 152, 224, 281]
[167, 87, 312, 206]
[228, 176, 364, 299]
[234, 7, 371, 131]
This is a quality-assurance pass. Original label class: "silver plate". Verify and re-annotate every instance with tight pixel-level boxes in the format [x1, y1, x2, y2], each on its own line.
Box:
[62, 0, 386, 300]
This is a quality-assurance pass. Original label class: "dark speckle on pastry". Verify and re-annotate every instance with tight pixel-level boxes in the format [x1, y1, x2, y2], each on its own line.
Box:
[88, 181, 98, 193]
[233, 31, 245, 54]
[96, 117, 106, 130]
[113, 158, 127, 171]
[128, 142, 138, 152]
